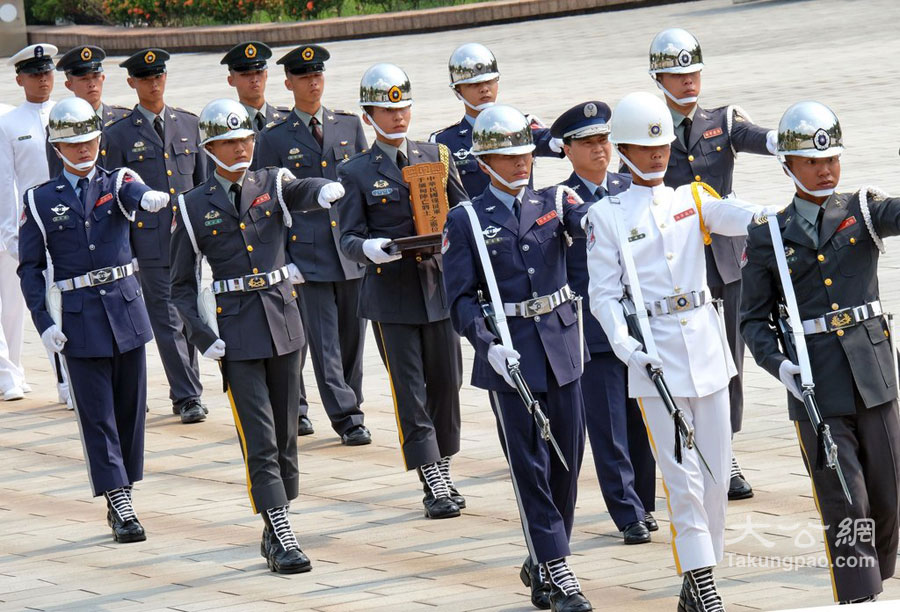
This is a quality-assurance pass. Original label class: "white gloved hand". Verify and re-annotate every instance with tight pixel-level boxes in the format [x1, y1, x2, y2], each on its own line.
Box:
[140, 190, 169, 213]
[487, 343, 521, 388]
[41, 325, 67, 353]
[362, 237, 402, 264]
[286, 262, 305, 284]
[317, 182, 345, 208]
[766, 130, 778, 155]
[778, 360, 803, 400]
[627, 349, 663, 371]
[549, 137, 564, 154]
[203, 338, 226, 360]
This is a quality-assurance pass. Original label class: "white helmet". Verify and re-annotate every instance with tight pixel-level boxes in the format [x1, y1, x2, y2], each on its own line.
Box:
[609, 92, 675, 147]
[48, 97, 101, 144]
[199, 98, 254, 146]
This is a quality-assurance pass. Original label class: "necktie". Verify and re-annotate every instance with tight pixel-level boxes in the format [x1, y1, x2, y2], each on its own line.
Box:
[256, 112, 266, 132]
[229, 183, 242, 213]
[396, 150, 408, 169]
[512, 198, 521, 220]
[76, 177, 89, 210]
[153, 115, 164, 143]
[682, 117, 692, 147]
[310, 116, 324, 147]
[595, 185, 608, 201]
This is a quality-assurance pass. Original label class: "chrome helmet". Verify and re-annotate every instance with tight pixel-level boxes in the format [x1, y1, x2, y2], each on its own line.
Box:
[48, 97, 101, 144]
[776, 101, 843, 160]
[198, 98, 254, 146]
[471, 104, 535, 156]
[359, 63, 412, 108]
[649, 28, 704, 75]
[448, 43, 499, 87]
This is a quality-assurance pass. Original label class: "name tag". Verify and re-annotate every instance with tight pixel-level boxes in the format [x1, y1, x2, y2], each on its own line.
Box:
[536, 210, 557, 226]
[837, 216, 857, 232]
[703, 127, 723, 139]
[17, 135, 32, 141]
[674, 208, 696, 222]
[95, 193, 113, 208]
[251, 193, 270, 207]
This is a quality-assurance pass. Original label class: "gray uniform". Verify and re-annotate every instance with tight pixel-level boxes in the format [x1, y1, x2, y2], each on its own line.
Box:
[254, 107, 368, 435]
[740, 189, 900, 602]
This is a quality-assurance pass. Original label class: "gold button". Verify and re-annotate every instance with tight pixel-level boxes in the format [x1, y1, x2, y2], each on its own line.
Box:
[381, 198, 387, 204]
[680, 318, 688, 326]
[246, 245, 253, 252]
[138, 155, 143, 161]
[331, 220, 337, 227]
[415, 256, 422, 262]
[295, 162, 300, 167]
[716, 146, 722, 152]
[291, 290, 297, 297]
[172, 206, 177, 212]
[212, 229, 217, 235]
[240, 222, 246, 229]
[265, 210, 271, 216]
[164, 153, 169, 159]
[216, 306, 222, 314]
[252, 267, 259, 274]
[101, 149, 106, 156]
[836, 329, 845, 337]
[824, 278, 832, 286]
[169, 188, 175, 194]
[688, 155, 695, 162]
[660, 223, 667, 229]
[850, 237, 856, 244]
[376, 267, 382, 274]
[674, 286, 681, 293]
[184, 148, 190, 154]
[666, 253, 673, 260]
[788, 268, 792, 274]
[291, 235, 297, 241]
[166, 170, 172, 176]
[694, 175, 701, 181]
[886, 330, 891, 338]
[321, 160, 327, 167]
[832, 303, 839, 310]
[817, 254, 825, 262]
[137, 221, 143, 228]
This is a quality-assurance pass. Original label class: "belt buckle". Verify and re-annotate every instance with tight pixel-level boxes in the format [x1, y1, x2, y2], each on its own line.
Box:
[524, 296, 552, 317]
[89, 266, 115, 286]
[243, 273, 269, 291]
[667, 293, 692, 313]
[826, 307, 855, 332]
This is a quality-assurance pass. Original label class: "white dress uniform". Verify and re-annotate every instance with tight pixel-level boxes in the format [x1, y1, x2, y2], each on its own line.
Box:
[0, 103, 13, 115]
[584, 182, 760, 574]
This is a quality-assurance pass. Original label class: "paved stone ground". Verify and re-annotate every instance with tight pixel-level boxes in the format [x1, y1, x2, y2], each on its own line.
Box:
[2, 0, 900, 610]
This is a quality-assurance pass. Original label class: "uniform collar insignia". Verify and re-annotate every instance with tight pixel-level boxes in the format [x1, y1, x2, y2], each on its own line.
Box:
[55, 185, 65, 192]
[484, 205, 496, 212]
[51, 204, 70, 216]
[412, 149, 419, 155]
[293, 121, 300, 127]
[327, 115, 334, 120]
[246, 176, 255, 182]
[611, 179, 620, 185]
[169, 113, 176, 120]
[375, 154, 383, 161]
[340, 140, 348, 146]
[528, 199, 539, 204]
[458, 128, 468, 135]
[135, 118, 143, 125]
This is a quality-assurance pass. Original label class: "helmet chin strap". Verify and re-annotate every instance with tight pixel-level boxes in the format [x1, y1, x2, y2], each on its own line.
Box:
[453, 89, 494, 113]
[654, 78, 698, 106]
[204, 149, 251, 173]
[781, 161, 835, 198]
[617, 148, 667, 181]
[477, 159, 529, 190]
[363, 111, 407, 142]
[57, 146, 99, 172]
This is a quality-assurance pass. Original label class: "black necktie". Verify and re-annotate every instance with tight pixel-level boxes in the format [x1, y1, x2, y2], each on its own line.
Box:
[153, 115, 164, 142]
[512, 198, 521, 220]
[256, 112, 266, 132]
[595, 185, 608, 201]
[229, 183, 241, 212]
[310, 116, 323, 147]
[396, 150, 408, 169]
[682, 117, 692, 147]
[76, 177, 89, 210]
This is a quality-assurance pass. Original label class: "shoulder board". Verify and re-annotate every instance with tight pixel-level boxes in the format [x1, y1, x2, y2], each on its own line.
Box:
[172, 107, 198, 117]
[431, 124, 453, 136]
[109, 104, 130, 111]
[332, 109, 357, 116]
[265, 118, 289, 130]
[106, 114, 131, 129]
[274, 106, 290, 113]
[343, 149, 369, 164]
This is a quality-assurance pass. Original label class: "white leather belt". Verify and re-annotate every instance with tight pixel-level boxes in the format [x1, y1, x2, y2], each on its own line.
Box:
[802, 300, 883, 334]
[646, 288, 712, 317]
[503, 285, 574, 318]
[212, 266, 290, 294]
[57, 263, 135, 292]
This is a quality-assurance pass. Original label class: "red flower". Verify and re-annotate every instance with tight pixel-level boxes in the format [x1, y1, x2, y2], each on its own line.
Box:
[306, 0, 313, 8]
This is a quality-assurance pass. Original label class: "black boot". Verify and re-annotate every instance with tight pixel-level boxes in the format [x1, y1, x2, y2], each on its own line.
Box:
[519, 556, 551, 609]
[678, 567, 724, 612]
[545, 558, 592, 612]
[105, 487, 146, 543]
[263, 506, 311, 574]
[727, 455, 753, 500]
[418, 463, 460, 519]
[439, 456, 466, 509]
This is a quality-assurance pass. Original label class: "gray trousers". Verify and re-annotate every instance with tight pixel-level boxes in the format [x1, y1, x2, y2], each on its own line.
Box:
[225, 350, 301, 514]
[709, 280, 745, 433]
[298, 279, 366, 435]
[136, 266, 202, 408]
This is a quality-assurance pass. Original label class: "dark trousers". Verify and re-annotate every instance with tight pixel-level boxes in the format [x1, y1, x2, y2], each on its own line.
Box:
[137, 266, 202, 409]
[795, 398, 900, 602]
[298, 279, 366, 434]
[224, 350, 301, 514]
[490, 368, 585, 564]
[66, 345, 147, 496]
[373, 320, 462, 470]
[582, 351, 656, 530]
[710, 280, 745, 433]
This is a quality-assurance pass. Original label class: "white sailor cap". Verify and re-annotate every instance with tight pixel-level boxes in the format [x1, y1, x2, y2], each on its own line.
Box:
[9, 44, 58, 74]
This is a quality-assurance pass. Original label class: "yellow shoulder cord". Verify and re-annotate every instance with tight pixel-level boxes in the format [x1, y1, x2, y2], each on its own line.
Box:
[438, 143, 450, 188]
[690, 181, 721, 246]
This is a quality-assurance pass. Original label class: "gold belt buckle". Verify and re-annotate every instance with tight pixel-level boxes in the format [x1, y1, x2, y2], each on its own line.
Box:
[243, 273, 269, 291]
[826, 307, 855, 332]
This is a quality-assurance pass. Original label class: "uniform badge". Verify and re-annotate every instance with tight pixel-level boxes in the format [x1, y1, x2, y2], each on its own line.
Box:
[245, 44, 257, 59]
[648, 123, 662, 137]
[301, 47, 315, 61]
[80, 47, 92, 61]
[35, 46, 44, 58]
[458, 128, 469, 136]
[484, 206, 496, 212]
[252, 193, 271, 207]
[674, 208, 696, 221]
[627, 228, 646, 242]
[454, 148, 470, 161]
[51, 204, 70, 217]
[586, 221, 596, 252]
[226, 113, 242, 130]
[94, 193, 113, 208]
[204, 210, 221, 220]
[482, 225, 501, 239]
[441, 228, 450, 254]
[814, 128, 831, 151]
[837, 216, 857, 232]
[55, 185, 65, 192]
[536, 211, 558, 226]
[584, 103, 598, 118]
[17, 135, 31, 141]
[144, 50, 156, 64]
[340, 140, 348, 146]
[372, 188, 393, 196]
[18, 209, 27, 228]
[740, 248, 748, 268]
[387, 86, 403, 104]
[373, 180, 389, 189]
[677, 48, 692, 67]
[702, 128, 723, 139]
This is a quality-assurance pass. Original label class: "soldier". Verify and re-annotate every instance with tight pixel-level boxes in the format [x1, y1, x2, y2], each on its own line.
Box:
[170, 99, 343, 572]
[220, 41, 288, 133]
[430, 43, 561, 198]
[46, 46, 131, 177]
[649, 28, 777, 500]
[337, 63, 466, 519]
[0, 43, 58, 403]
[253, 44, 371, 445]
[443, 104, 593, 612]
[740, 101, 900, 605]
[549, 102, 658, 546]
[18, 97, 170, 542]
[105, 48, 208, 424]
[585, 92, 771, 612]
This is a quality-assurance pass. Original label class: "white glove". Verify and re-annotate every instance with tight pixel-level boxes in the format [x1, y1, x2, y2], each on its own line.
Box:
[362, 237, 402, 264]
[627, 349, 663, 371]
[549, 137, 564, 154]
[202, 338, 226, 360]
[140, 190, 169, 213]
[6, 235, 18, 261]
[487, 343, 521, 388]
[286, 262, 305, 284]
[317, 182, 345, 209]
[766, 130, 778, 155]
[41, 325, 67, 353]
[778, 360, 803, 400]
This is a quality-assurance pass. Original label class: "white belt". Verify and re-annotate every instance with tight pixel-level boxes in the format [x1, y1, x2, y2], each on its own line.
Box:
[503, 285, 574, 318]
[212, 266, 290, 294]
[57, 263, 135, 292]
[646, 288, 712, 317]
[801, 300, 883, 334]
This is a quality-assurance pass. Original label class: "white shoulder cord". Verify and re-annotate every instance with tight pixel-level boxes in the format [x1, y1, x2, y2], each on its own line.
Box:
[554, 185, 582, 247]
[858, 186, 887, 254]
[177, 193, 218, 336]
[275, 168, 294, 229]
[27, 187, 61, 328]
[114, 168, 144, 222]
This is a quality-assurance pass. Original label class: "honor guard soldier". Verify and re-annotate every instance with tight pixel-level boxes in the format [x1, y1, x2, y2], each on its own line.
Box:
[649, 28, 777, 500]
[254, 44, 371, 445]
[105, 48, 209, 424]
[19, 97, 170, 543]
[430, 43, 561, 198]
[443, 105, 593, 612]
[0, 43, 58, 403]
[550, 102, 658, 546]
[337, 63, 467, 518]
[740, 102, 900, 605]
[47, 45, 131, 177]
[221, 41, 288, 133]
[585, 92, 772, 612]
[170, 99, 343, 572]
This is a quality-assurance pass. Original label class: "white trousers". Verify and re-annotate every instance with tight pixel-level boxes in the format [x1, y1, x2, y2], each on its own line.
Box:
[0, 251, 25, 391]
[637, 387, 731, 574]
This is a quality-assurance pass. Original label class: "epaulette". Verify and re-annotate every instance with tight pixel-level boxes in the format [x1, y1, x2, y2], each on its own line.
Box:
[332, 109, 357, 116]
[342, 149, 369, 165]
[172, 107, 198, 117]
[106, 114, 131, 129]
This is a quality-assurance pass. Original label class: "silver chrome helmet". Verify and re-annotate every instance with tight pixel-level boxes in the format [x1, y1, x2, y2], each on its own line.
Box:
[359, 63, 412, 108]
[776, 101, 843, 160]
[198, 98, 254, 146]
[448, 43, 499, 87]
[48, 97, 101, 144]
[649, 28, 704, 75]
[471, 104, 535, 156]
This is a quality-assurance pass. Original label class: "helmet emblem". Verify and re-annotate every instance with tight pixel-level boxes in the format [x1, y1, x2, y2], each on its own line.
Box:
[80, 47, 92, 61]
[226, 112, 242, 129]
[648, 123, 662, 137]
[245, 44, 257, 59]
[144, 51, 156, 64]
[677, 49, 692, 67]
[35, 46, 44, 58]
[301, 47, 315, 61]
[813, 128, 830, 151]
[387, 85, 403, 103]
[584, 103, 598, 118]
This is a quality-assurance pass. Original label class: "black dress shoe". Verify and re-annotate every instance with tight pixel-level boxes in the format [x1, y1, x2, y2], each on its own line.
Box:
[298, 415, 314, 436]
[265, 533, 312, 574]
[173, 401, 208, 416]
[622, 520, 651, 545]
[423, 495, 460, 519]
[341, 425, 372, 446]
[260, 527, 270, 559]
[644, 512, 659, 532]
[448, 486, 466, 509]
[549, 587, 592, 612]
[519, 556, 551, 609]
[110, 513, 146, 543]
[179, 400, 207, 424]
[728, 473, 754, 500]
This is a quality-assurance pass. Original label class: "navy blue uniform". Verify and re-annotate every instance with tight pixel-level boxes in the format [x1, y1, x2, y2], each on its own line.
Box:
[18, 167, 154, 496]
[442, 185, 587, 562]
